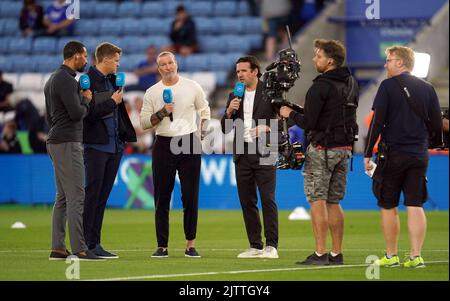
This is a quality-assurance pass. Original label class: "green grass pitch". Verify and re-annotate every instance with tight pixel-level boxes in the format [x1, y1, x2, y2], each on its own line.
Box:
[0, 206, 448, 281]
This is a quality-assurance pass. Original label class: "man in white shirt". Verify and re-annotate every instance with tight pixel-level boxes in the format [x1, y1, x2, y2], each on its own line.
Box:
[220, 56, 280, 259]
[140, 51, 210, 258]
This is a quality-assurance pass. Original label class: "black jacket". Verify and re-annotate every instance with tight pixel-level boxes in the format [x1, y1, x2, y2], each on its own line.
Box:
[220, 80, 278, 162]
[82, 67, 136, 144]
[290, 67, 358, 147]
[45, 65, 88, 143]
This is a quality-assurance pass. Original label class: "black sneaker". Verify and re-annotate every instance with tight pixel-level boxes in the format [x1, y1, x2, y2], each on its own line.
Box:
[49, 249, 71, 261]
[296, 252, 329, 265]
[328, 253, 344, 265]
[151, 247, 168, 258]
[185, 248, 201, 258]
[73, 249, 105, 261]
[90, 245, 119, 259]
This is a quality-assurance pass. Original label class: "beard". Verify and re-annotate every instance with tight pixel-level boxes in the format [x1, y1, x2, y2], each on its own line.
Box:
[76, 63, 87, 73]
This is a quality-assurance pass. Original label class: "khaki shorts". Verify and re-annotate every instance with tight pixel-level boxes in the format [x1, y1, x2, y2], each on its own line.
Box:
[302, 144, 351, 203]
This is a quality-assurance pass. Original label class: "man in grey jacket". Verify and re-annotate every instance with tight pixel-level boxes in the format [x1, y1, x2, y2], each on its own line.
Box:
[45, 41, 102, 261]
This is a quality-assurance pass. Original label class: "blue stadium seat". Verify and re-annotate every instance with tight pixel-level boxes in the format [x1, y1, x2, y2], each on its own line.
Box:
[165, 1, 184, 16]
[244, 18, 262, 34]
[186, 2, 214, 17]
[35, 55, 62, 73]
[140, 2, 165, 17]
[0, 1, 22, 18]
[121, 18, 143, 36]
[119, 54, 144, 72]
[224, 35, 251, 53]
[246, 34, 263, 50]
[0, 37, 10, 54]
[79, 1, 97, 18]
[238, 1, 250, 16]
[118, 2, 141, 17]
[96, 35, 123, 49]
[99, 19, 123, 36]
[94, 2, 118, 18]
[195, 17, 216, 35]
[184, 54, 209, 72]
[141, 18, 171, 35]
[78, 37, 100, 54]
[32, 38, 57, 54]
[208, 54, 230, 71]
[146, 36, 170, 49]
[74, 19, 100, 36]
[198, 36, 224, 53]
[121, 36, 150, 54]
[218, 17, 244, 34]
[1, 18, 20, 36]
[215, 71, 229, 86]
[214, 1, 238, 17]
[11, 55, 34, 73]
[0, 56, 13, 72]
[8, 37, 32, 54]
[175, 55, 186, 72]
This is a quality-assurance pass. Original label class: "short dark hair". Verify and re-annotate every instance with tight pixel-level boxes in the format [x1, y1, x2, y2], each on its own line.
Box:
[176, 5, 186, 13]
[235, 56, 262, 78]
[314, 39, 346, 68]
[63, 41, 86, 60]
[95, 42, 122, 63]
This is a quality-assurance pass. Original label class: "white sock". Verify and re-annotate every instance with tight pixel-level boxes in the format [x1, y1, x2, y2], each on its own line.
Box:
[330, 251, 340, 257]
[315, 251, 324, 257]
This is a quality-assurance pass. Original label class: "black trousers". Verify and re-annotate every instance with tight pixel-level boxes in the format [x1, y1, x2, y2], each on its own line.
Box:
[152, 134, 201, 248]
[235, 153, 278, 249]
[83, 147, 123, 249]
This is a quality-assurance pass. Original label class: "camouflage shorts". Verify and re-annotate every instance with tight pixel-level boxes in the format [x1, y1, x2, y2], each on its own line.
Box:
[302, 144, 351, 204]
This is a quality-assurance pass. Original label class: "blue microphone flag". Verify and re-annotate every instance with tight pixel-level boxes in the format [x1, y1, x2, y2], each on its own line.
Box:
[80, 74, 90, 90]
[116, 72, 125, 88]
[234, 82, 245, 98]
[163, 89, 173, 104]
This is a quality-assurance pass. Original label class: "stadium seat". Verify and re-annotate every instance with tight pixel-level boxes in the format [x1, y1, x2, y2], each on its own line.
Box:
[0, 57, 13, 72]
[0, 1, 22, 18]
[184, 54, 209, 72]
[0, 37, 10, 54]
[11, 55, 34, 73]
[208, 54, 230, 71]
[198, 36, 224, 53]
[224, 35, 251, 53]
[215, 71, 229, 86]
[238, 1, 251, 16]
[118, 2, 141, 17]
[246, 34, 263, 50]
[79, 1, 97, 18]
[121, 18, 143, 36]
[140, 2, 165, 17]
[213, 1, 238, 16]
[119, 54, 144, 72]
[78, 37, 100, 54]
[35, 55, 61, 73]
[0, 18, 19, 36]
[8, 38, 33, 54]
[99, 19, 123, 36]
[74, 19, 100, 36]
[121, 36, 152, 54]
[56, 37, 76, 54]
[165, 1, 184, 16]
[186, 2, 214, 17]
[146, 36, 170, 49]
[244, 17, 263, 34]
[94, 2, 118, 18]
[195, 17, 216, 35]
[141, 18, 169, 35]
[218, 17, 244, 34]
[32, 38, 57, 54]
[17, 73, 44, 91]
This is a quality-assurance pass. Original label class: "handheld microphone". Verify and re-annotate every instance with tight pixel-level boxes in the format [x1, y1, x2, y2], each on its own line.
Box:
[115, 72, 125, 92]
[80, 74, 90, 90]
[162, 88, 173, 122]
[232, 82, 245, 117]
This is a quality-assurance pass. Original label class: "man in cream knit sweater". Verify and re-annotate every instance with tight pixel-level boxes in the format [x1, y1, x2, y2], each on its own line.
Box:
[140, 51, 210, 258]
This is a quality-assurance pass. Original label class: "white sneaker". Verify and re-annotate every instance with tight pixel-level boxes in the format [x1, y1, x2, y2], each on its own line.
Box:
[237, 248, 264, 258]
[261, 246, 279, 259]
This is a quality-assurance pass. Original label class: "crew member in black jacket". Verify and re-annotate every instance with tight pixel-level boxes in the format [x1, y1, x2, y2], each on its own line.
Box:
[221, 56, 279, 259]
[280, 39, 358, 266]
[82, 42, 136, 259]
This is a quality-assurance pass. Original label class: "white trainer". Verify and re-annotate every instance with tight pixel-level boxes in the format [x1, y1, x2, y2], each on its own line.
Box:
[261, 246, 279, 259]
[237, 248, 264, 258]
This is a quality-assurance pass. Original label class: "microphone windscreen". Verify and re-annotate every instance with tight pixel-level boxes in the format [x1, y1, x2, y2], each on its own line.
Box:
[163, 88, 173, 104]
[80, 74, 90, 90]
[233, 82, 245, 98]
[115, 72, 125, 87]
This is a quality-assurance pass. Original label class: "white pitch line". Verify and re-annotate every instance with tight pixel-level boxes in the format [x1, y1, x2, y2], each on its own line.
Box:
[0, 248, 449, 254]
[86, 260, 449, 281]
